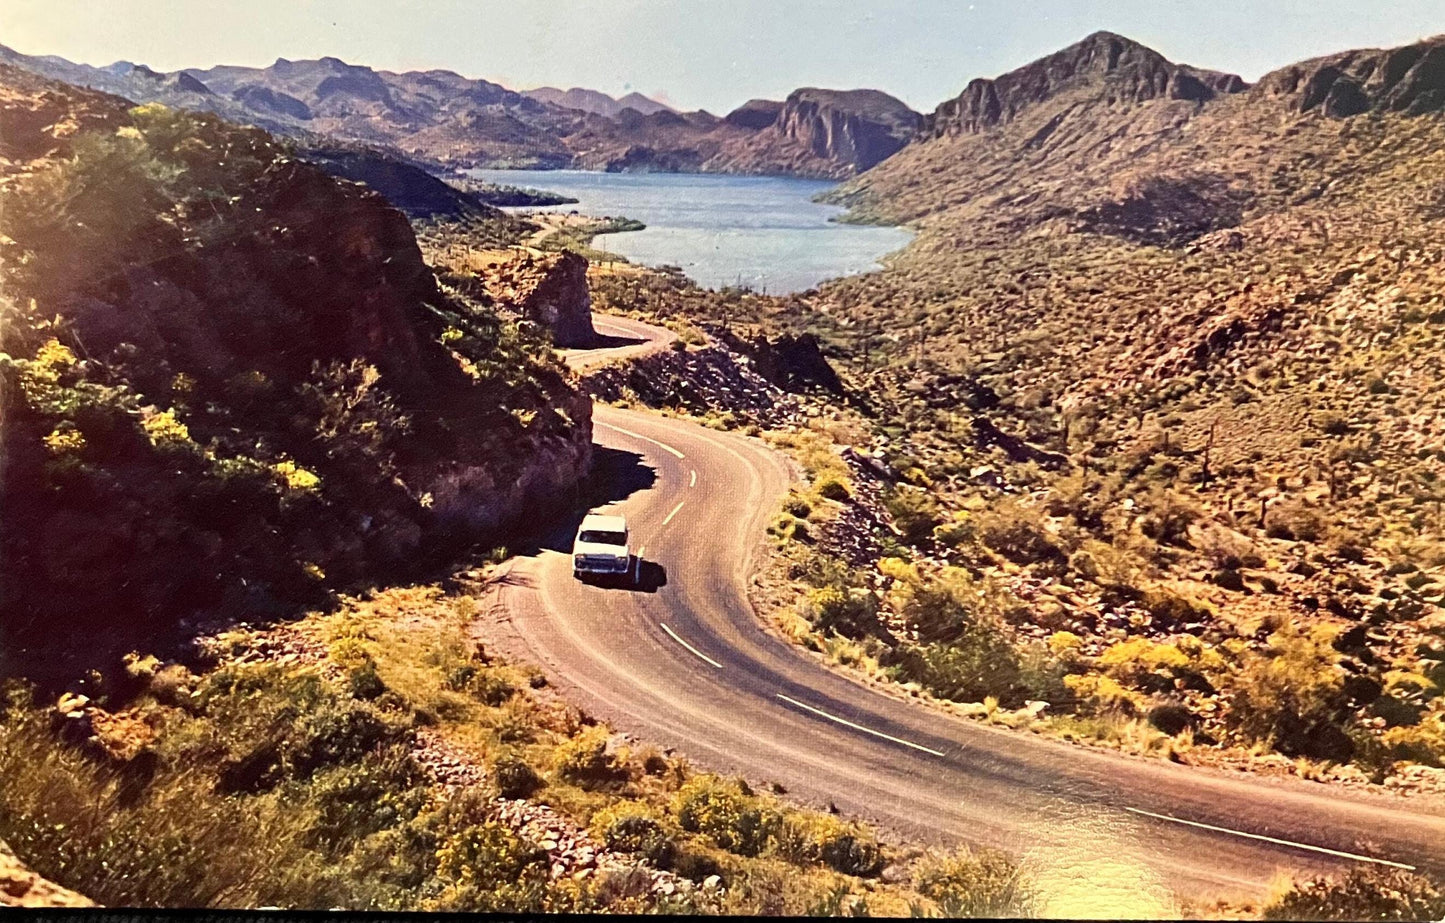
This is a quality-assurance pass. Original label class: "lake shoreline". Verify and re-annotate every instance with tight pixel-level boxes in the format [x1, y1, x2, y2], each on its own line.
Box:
[466, 168, 913, 294]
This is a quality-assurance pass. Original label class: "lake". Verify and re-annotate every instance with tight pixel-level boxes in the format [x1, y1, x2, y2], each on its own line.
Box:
[467, 169, 913, 294]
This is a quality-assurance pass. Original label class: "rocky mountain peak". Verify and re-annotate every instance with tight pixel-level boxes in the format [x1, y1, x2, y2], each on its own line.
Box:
[924, 31, 1246, 138]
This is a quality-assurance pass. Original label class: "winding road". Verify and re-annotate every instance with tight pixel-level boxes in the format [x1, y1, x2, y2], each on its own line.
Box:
[495, 316, 1445, 910]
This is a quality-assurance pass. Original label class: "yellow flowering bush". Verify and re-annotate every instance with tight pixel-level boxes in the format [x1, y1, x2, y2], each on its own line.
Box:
[271, 459, 321, 492]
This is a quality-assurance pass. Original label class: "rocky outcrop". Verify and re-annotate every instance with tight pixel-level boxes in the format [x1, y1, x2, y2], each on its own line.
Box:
[724, 98, 784, 130]
[582, 342, 802, 427]
[1255, 35, 1445, 117]
[0, 841, 93, 908]
[475, 252, 597, 347]
[923, 31, 1246, 138]
[715, 328, 845, 393]
[300, 144, 504, 219]
[768, 88, 921, 172]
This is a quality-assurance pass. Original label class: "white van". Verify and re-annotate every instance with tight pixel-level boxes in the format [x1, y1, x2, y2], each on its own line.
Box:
[572, 513, 639, 585]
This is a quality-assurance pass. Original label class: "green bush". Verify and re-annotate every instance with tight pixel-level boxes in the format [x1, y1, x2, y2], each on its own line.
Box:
[772, 813, 884, 877]
[884, 486, 942, 545]
[914, 847, 1032, 917]
[432, 802, 552, 912]
[590, 803, 678, 867]
[552, 726, 630, 790]
[492, 752, 544, 798]
[804, 585, 880, 639]
[815, 473, 852, 501]
[781, 493, 813, 519]
[1223, 624, 1353, 761]
[888, 627, 1058, 709]
[671, 776, 780, 857]
[1263, 867, 1445, 921]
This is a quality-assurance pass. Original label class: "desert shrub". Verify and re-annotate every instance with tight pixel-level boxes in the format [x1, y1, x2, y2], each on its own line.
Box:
[1223, 624, 1353, 761]
[815, 473, 852, 501]
[1136, 488, 1202, 548]
[1146, 701, 1196, 736]
[1263, 867, 1445, 921]
[1379, 701, 1445, 766]
[803, 585, 880, 639]
[1140, 584, 1214, 624]
[0, 706, 282, 907]
[914, 847, 1032, 917]
[976, 504, 1065, 567]
[671, 776, 780, 857]
[884, 485, 942, 545]
[1266, 499, 1328, 543]
[589, 803, 678, 867]
[303, 745, 431, 852]
[552, 726, 631, 790]
[491, 752, 545, 798]
[771, 813, 884, 877]
[431, 804, 552, 912]
[889, 628, 1060, 709]
[781, 493, 813, 519]
[1315, 411, 1351, 436]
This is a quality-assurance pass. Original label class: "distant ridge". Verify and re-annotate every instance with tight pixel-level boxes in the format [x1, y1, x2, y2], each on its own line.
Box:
[0, 42, 914, 178]
[522, 85, 675, 117]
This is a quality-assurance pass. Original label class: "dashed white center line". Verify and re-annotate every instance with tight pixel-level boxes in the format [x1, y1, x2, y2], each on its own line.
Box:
[775, 693, 946, 757]
[689, 469, 697, 488]
[661, 623, 723, 669]
[1122, 806, 1416, 870]
[662, 501, 685, 526]
[595, 420, 686, 459]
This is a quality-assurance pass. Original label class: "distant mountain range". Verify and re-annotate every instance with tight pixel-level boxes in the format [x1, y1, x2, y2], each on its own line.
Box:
[520, 85, 675, 118]
[0, 43, 919, 178]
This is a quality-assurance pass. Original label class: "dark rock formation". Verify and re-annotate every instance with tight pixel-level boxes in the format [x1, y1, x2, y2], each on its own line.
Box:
[1256, 35, 1445, 117]
[504, 252, 597, 347]
[299, 145, 503, 219]
[714, 328, 845, 393]
[168, 72, 212, 95]
[725, 98, 784, 130]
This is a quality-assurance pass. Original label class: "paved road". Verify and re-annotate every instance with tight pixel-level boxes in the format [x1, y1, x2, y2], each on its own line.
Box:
[498, 316, 1445, 910]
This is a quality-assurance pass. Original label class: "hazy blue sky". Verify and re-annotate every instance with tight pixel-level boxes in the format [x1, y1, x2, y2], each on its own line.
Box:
[7, 1, 1444, 113]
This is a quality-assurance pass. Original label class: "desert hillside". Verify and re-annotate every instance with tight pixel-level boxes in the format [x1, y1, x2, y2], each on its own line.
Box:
[0, 64, 591, 681]
[612, 31, 1445, 782]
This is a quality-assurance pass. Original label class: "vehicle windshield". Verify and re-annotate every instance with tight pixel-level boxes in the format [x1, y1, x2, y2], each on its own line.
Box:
[578, 530, 627, 546]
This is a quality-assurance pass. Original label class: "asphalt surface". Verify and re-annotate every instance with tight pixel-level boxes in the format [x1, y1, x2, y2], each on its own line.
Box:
[498, 316, 1445, 910]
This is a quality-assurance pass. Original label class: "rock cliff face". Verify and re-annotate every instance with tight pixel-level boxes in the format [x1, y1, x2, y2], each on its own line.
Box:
[1254, 34, 1445, 117]
[476, 251, 597, 347]
[768, 88, 921, 172]
[923, 31, 1245, 138]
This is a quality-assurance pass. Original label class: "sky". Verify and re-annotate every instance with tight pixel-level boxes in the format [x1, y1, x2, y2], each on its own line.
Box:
[6, 1, 1444, 113]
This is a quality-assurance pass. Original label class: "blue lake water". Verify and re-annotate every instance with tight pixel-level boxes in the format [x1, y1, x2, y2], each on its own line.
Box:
[467, 169, 913, 294]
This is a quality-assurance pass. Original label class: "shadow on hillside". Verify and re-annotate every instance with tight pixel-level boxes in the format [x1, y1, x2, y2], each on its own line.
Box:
[583, 330, 648, 350]
[532, 445, 657, 554]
